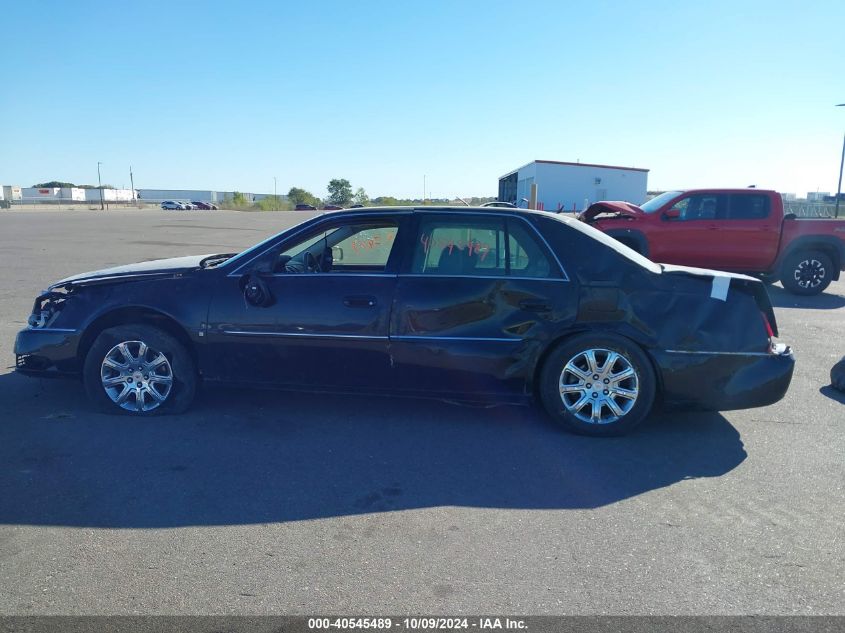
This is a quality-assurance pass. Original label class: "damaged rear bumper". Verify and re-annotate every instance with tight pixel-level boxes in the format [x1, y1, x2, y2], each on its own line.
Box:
[654, 343, 794, 411]
[14, 327, 81, 378]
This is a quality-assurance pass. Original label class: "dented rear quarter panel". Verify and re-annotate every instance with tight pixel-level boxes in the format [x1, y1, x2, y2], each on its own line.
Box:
[532, 214, 787, 408]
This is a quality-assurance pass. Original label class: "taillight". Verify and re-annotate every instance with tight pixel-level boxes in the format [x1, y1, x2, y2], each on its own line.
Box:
[761, 311, 774, 351]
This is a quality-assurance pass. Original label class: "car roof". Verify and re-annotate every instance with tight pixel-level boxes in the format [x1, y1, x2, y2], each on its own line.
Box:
[319, 205, 562, 218]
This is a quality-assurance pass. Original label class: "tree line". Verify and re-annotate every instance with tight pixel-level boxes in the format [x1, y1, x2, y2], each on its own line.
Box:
[33, 181, 115, 189]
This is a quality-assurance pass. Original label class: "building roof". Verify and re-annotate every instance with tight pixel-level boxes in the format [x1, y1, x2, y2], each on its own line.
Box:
[500, 159, 650, 179]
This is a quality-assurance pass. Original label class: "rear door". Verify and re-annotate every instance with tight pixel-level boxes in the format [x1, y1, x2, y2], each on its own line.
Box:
[709, 193, 778, 270]
[388, 212, 576, 399]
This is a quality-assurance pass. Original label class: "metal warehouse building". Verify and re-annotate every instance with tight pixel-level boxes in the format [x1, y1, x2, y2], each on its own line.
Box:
[498, 160, 649, 212]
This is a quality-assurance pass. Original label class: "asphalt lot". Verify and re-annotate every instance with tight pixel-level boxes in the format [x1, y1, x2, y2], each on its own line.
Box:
[0, 208, 843, 615]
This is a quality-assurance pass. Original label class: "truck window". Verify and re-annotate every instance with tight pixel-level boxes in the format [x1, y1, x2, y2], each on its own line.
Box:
[729, 194, 770, 220]
[673, 194, 728, 221]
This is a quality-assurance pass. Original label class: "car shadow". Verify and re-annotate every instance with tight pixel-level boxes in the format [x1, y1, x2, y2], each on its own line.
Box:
[0, 371, 746, 528]
[767, 284, 845, 310]
[819, 385, 845, 404]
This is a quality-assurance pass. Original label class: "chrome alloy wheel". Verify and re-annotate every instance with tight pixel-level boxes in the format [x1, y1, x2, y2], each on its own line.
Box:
[793, 258, 825, 289]
[559, 348, 639, 425]
[100, 340, 173, 412]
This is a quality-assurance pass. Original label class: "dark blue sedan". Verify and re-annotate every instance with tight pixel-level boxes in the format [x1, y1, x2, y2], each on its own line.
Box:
[14, 207, 794, 435]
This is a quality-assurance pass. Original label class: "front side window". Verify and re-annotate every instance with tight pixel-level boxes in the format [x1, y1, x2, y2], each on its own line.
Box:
[671, 194, 728, 221]
[277, 220, 399, 273]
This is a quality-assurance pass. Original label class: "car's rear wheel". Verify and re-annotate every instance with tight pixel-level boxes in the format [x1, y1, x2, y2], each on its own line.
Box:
[539, 333, 656, 436]
[83, 324, 196, 415]
[780, 250, 833, 295]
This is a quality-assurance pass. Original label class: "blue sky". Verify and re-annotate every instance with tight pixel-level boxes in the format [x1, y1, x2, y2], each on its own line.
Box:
[2, 0, 844, 199]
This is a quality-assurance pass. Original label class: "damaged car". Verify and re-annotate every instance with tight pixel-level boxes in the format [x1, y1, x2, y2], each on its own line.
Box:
[14, 207, 795, 436]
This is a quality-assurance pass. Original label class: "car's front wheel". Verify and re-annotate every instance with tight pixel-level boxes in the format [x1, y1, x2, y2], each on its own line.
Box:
[83, 324, 196, 415]
[539, 333, 656, 436]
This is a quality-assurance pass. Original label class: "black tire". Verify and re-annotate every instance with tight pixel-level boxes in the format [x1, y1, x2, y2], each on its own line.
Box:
[538, 332, 657, 437]
[83, 324, 196, 415]
[780, 250, 833, 295]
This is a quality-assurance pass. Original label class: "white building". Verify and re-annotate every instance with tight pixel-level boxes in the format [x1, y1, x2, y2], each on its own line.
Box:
[806, 192, 830, 202]
[498, 160, 649, 212]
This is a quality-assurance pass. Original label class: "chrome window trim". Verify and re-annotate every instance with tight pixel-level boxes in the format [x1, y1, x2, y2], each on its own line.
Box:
[226, 209, 570, 281]
[264, 272, 398, 279]
[398, 273, 568, 282]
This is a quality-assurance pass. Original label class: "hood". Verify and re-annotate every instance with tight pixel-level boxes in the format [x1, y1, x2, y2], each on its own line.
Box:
[580, 201, 644, 222]
[49, 254, 215, 289]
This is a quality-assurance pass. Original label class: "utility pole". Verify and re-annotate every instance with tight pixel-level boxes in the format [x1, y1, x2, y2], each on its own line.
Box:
[97, 161, 104, 210]
[273, 176, 277, 211]
[129, 166, 135, 205]
[423, 175, 426, 205]
[836, 104, 844, 218]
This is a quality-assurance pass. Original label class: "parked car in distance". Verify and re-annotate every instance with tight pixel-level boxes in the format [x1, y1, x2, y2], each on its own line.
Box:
[323, 205, 344, 211]
[15, 206, 794, 436]
[160, 200, 186, 210]
[191, 201, 214, 210]
[180, 201, 196, 210]
[481, 201, 517, 208]
[295, 204, 317, 211]
[582, 189, 845, 295]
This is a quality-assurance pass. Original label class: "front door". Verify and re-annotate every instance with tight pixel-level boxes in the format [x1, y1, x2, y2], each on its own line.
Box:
[651, 193, 728, 267]
[204, 215, 407, 392]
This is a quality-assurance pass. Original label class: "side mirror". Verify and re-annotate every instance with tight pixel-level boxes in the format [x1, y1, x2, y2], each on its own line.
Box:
[239, 265, 274, 307]
[663, 208, 681, 220]
[276, 254, 292, 271]
[332, 246, 344, 262]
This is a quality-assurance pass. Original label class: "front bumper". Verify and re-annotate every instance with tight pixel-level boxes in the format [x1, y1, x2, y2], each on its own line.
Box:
[14, 327, 82, 377]
[655, 343, 795, 411]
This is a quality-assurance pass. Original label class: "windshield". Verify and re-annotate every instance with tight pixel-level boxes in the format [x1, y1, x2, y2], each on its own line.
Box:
[220, 215, 318, 269]
[640, 191, 682, 213]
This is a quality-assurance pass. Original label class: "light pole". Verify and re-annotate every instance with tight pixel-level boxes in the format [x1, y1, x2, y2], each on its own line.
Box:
[129, 166, 135, 205]
[835, 103, 844, 218]
[97, 161, 104, 210]
[273, 176, 277, 210]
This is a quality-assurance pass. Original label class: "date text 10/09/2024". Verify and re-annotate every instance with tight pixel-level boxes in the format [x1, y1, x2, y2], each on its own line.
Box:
[308, 618, 527, 630]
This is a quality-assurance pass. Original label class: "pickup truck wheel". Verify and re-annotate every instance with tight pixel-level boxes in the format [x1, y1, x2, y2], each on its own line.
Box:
[780, 251, 833, 295]
[83, 324, 196, 415]
[539, 333, 656, 437]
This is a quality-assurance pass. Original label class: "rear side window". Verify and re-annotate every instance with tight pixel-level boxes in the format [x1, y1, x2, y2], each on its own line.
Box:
[410, 215, 557, 278]
[412, 217, 506, 276]
[729, 194, 770, 219]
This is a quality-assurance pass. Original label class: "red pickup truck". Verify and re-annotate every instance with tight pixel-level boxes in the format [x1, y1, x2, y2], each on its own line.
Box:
[581, 189, 845, 295]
